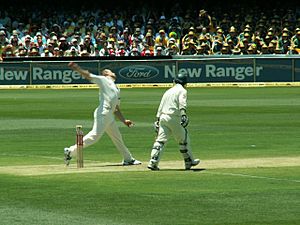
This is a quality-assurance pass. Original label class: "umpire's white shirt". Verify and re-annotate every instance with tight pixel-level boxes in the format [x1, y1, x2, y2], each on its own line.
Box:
[90, 74, 120, 115]
[156, 83, 187, 117]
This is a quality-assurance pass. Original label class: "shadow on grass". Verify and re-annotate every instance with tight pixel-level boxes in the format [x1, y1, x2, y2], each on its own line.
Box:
[88, 163, 206, 172]
[91, 163, 125, 167]
[156, 168, 206, 172]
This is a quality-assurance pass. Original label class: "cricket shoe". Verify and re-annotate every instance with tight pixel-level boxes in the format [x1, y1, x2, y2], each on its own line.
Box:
[64, 148, 72, 166]
[147, 161, 160, 171]
[122, 159, 142, 166]
[185, 158, 200, 170]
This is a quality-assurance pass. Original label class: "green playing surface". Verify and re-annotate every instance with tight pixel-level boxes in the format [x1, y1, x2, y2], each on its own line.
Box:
[0, 87, 299, 225]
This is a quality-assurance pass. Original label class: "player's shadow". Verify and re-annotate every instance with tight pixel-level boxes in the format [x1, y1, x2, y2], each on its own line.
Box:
[92, 163, 126, 167]
[89, 164, 206, 171]
[159, 168, 206, 172]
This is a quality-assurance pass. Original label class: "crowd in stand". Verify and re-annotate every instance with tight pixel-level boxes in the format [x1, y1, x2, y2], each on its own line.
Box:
[0, 1, 300, 60]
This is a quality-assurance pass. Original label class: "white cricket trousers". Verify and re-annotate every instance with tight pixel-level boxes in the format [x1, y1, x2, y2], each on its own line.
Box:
[68, 107, 133, 161]
[154, 114, 195, 160]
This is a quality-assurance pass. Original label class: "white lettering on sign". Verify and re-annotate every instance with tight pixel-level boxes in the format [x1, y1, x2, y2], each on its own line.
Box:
[0, 68, 28, 81]
[32, 67, 81, 83]
[165, 64, 263, 81]
[206, 65, 263, 80]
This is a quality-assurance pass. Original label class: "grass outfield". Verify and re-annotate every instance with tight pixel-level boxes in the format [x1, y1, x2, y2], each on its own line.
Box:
[0, 87, 299, 225]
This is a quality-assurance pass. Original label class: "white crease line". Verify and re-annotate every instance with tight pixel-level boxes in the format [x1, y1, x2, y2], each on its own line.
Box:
[0, 153, 98, 162]
[206, 171, 300, 183]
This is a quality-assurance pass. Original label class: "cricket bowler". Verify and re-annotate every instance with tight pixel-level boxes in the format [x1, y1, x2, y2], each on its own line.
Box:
[147, 73, 200, 170]
[64, 62, 141, 166]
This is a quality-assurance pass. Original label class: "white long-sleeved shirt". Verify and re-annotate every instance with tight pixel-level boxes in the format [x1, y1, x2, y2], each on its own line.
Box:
[156, 84, 187, 118]
[90, 74, 120, 115]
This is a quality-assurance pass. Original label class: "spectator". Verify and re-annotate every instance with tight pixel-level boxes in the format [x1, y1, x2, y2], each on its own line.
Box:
[1, 44, 15, 58]
[168, 23, 182, 43]
[23, 35, 32, 51]
[129, 47, 140, 56]
[247, 45, 255, 55]
[109, 26, 120, 42]
[198, 34, 211, 47]
[107, 45, 115, 56]
[49, 35, 59, 48]
[99, 42, 110, 56]
[216, 28, 226, 42]
[211, 36, 223, 54]
[141, 44, 154, 56]
[80, 35, 95, 54]
[157, 15, 169, 34]
[239, 42, 247, 54]
[291, 28, 300, 42]
[260, 44, 269, 54]
[70, 38, 81, 52]
[28, 47, 40, 57]
[292, 30, 300, 49]
[71, 31, 83, 45]
[143, 32, 155, 51]
[155, 29, 169, 48]
[130, 37, 143, 52]
[222, 43, 231, 54]
[116, 46, 129, 56]
[253, 43, 261, 54]
[168, 31, 180, 47]
[58, 37, 69, 52]
[117, 40, 126, 51]
[198, 9, 213, 32]
[16, 47, 27, 57]
[231, 46, 242, 55]
[0, 30, 8, 47]
[53, 47, 60, 57]
[194, 45, 205, 55]
[267, 29, 278, 41]
[252, 36, 263, 51]
[182, 30, 198, 50]
[120, 28, 131, 48]
[226, 26, 239, 47]
[33, 32, 47, 45]
[80, 49, 90, 57]
[286, 45, 300, 55]
[36, 36, 46, 54]
[154, 45, 165, 56]
[201, 42, 211, 55]
[278, 32, 291, 54]
[274, 46, 283, 54]
[130, 27, 144, 44]
[0, 2, 299, 57]
[16, 23, 26, 38]
[41, 49, 53, 57]
[9, 30, 21, 47]
[65, 46, 79, 57]
[167, 44, 180, 55]
[268, 43, 275, 54]
[181, 40, 197, 55]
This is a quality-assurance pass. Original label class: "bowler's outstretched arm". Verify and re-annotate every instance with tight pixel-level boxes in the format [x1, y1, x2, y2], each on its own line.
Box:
[68, 62, 91, 80]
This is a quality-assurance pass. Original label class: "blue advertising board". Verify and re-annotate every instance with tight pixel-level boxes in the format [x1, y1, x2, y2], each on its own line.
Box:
[255, 59, 293, 82]
[177, 59, 255, 82]
[0, 57, 300, 85]
[0, 62, 31, 85]
[100, 60, 176, 84]
[30, 62, 98, 84]
[294, 59, 300, 82]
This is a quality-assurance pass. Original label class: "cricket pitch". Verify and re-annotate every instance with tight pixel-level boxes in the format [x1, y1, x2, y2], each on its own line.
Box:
[0, 156, 299, 176]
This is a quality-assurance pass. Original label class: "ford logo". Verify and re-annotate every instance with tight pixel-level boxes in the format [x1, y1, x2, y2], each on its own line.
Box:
[119, 66, 159, 80]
